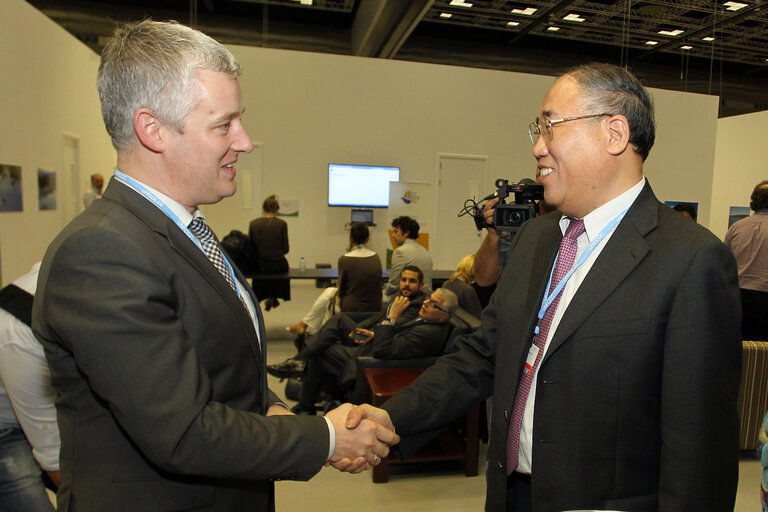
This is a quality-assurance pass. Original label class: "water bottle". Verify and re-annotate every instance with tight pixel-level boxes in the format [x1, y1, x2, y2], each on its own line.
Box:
[299, 256, 306, 274]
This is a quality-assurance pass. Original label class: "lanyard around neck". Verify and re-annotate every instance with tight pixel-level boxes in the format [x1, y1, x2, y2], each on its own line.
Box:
[535, 207, 630, 334]
[113, 170, 241, 299]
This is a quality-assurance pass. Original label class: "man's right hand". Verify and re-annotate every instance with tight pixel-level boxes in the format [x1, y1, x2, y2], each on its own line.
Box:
[325, 403, 399, 473]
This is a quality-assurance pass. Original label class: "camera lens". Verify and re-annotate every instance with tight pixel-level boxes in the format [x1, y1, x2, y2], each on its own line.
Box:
[504, 210, 524, 226]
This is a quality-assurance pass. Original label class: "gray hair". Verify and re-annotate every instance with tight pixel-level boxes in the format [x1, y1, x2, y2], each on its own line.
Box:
[98, 19, 241, 150]
[564, 63, 656, 162]
[434, 287, 458, 315]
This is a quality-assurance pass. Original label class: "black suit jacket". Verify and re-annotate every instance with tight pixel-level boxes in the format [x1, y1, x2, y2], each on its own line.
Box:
[33, 180, 329, 512]
[383, 182, 742, 512]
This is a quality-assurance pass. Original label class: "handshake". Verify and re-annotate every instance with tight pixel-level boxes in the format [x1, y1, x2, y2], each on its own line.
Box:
[325, 403, 399, 473]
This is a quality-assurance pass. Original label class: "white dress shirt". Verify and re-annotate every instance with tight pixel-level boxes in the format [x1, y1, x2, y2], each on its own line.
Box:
[516, 177, 646, 474]
[0, 262, 60, 471]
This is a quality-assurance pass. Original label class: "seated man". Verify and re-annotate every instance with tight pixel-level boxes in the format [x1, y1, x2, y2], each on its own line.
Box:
[293, 286, 458, 414]
[383, 216, 433, 299]
[268, 265, 428, 379]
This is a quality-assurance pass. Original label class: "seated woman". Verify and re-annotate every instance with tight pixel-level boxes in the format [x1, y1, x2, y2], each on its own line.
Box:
[287, 223, 382, 335]
[441, 254, 483, 317]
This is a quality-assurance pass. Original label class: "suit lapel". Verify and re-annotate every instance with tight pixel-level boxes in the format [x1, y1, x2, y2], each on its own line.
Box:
[543, 183, 659, 362]
[104, 181, 264, 363]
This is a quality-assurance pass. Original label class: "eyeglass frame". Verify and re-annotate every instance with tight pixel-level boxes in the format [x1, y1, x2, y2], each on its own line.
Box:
[423, 297, 448, 314]
[528, 113, 613, 144]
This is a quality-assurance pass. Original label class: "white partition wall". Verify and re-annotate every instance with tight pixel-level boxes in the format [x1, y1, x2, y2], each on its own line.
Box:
[1, 0, 722, 280]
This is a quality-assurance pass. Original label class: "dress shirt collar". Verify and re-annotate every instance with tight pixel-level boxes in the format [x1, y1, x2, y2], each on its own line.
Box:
[559, 176, 646, 241]
[114, 170, 198, 226]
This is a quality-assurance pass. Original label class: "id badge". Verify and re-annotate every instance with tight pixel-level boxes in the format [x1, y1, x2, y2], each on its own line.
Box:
[523, 344, 540, 375]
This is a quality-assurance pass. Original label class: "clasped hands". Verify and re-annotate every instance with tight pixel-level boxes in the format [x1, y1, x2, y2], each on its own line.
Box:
[324, 403, 399, 473]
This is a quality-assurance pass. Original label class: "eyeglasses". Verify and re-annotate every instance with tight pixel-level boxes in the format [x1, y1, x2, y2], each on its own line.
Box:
[528, 113, 612, 144]
[424, 298, 447, 314]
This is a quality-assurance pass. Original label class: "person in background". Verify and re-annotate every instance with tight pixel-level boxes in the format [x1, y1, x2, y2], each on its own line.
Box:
[269, 266, 428, 380]
[82, 173, 104, 208]
[287, 222, 382, 337]
[32, 19, 396, 512]
[441, 254, 482, 317]
[292, 286, 456, 416]
[724, 181, 768, 341]
[382, 216, 433, 299]
[0, 262, 59, 511]
[672, 202, 697, 222]
[249, 194, 290, 310]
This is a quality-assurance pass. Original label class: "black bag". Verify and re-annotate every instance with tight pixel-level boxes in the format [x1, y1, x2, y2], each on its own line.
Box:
[221, 230, 258, 275]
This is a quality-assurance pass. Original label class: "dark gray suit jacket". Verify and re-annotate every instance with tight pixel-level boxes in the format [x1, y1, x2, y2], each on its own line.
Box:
[383, 182, 742, 512]
[33, 180, 329, 512]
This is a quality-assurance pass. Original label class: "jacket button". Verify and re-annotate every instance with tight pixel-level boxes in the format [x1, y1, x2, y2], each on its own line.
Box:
[504, 410, 509, 421]
[497, 461, 504, 470]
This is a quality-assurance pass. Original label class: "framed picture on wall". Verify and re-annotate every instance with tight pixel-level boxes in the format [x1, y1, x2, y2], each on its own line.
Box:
[38, 168, 57, 211]
[0, 164, 23, 212]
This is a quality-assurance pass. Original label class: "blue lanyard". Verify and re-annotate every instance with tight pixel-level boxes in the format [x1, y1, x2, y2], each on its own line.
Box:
[534, 208, 630, 335]
[113, 170, 241, 299]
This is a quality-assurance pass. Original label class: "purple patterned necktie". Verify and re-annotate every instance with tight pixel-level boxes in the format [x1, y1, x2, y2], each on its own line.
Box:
[506, 217, 585, 474]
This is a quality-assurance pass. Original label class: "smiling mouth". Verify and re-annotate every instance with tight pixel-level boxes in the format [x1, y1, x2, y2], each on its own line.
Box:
[539, 167, 554, 177]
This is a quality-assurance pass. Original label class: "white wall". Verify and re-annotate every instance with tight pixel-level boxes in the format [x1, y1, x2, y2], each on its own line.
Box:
[2, 1, 722, 282]
[710, 110, 768, 239]
[0, 0, 116, 282]
[205, 45, 720, 269]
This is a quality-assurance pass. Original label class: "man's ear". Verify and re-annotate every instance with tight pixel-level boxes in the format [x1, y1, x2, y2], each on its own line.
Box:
[134, 108, 164, 153]
[419, 281, 425, 291]
[605, 114, 631, 156]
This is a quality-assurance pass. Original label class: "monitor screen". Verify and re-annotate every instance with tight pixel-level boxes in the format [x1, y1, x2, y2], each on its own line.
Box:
[328, 163, 400, 208]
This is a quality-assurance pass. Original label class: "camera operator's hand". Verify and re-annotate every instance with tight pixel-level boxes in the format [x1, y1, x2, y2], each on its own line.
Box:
[483, 197, 501, 233]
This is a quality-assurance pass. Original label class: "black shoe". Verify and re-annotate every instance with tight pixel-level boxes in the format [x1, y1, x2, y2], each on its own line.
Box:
[266, 358, 305, 379]
[290, 403, 316, 415]
[264, 298, 280, 311]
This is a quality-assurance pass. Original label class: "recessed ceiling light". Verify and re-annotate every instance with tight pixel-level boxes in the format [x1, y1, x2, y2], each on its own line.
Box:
[511, 7, 537, 15]
[450, 0, 473, 6]
[299, 0, 312, 4]
[702, 36, 715, 41]
[724, 1, 748, 11]
[507, 21, 520, 26]
[681, 45, 693, 50]
[563, 13, 585, 22]
[440, 12, 453, 18]
[547, 26, 560, 31]
[645, 40, 659, 45]
[658, 29, 684, 36]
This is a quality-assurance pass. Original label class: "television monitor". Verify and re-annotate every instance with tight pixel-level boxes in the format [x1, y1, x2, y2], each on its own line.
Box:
[328, 163, 400, 208]
[350, 209, 374, 225]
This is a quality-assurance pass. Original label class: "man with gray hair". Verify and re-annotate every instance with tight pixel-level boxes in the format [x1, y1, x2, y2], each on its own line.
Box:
[350, 62, 741, 511]
[32, 20, 396, 512]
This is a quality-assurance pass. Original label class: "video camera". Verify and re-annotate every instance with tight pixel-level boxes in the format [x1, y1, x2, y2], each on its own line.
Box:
[491, 179, 544, 232]
[461, 178, 544, 233]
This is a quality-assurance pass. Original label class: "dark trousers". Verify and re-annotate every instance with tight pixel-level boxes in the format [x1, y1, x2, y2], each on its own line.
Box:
[297, 313, 359, 409]
[741, 288, 768, 341]
[506, 472, 532, 512]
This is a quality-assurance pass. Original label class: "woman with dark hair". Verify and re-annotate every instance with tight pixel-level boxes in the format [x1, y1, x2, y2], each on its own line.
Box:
[287, 223, 382, 335]
[249, 194, 290, 310]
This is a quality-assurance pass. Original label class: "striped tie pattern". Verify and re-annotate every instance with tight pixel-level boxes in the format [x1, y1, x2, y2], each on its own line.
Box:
[506, 217, 585, 474]
[188, 217, 237, 292]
